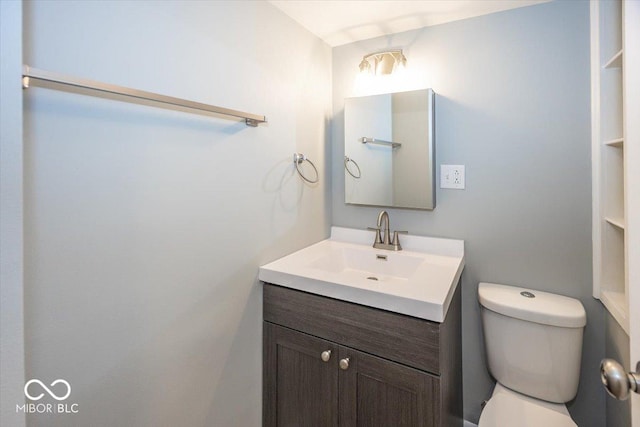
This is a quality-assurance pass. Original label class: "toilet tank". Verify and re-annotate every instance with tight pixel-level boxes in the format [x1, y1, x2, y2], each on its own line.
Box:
[478, 283, 586, 403]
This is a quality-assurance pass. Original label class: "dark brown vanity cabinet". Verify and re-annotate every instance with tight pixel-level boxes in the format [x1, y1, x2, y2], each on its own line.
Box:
[263, 324, 339, 426]
[263, 283, 462, 427]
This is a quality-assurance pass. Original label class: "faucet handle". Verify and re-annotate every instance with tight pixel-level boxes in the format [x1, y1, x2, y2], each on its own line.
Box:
[367, 227, 383, 243]
[392, 230, 408, 246]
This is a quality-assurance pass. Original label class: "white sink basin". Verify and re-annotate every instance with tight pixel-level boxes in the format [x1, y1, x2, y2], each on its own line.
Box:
[308, 246, 425, 281]
[259, 227, 465, 322]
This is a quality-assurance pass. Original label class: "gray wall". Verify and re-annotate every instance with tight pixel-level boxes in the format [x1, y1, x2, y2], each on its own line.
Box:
[605, 312, 632, 426]
[0, 1, 26, 426]
[23, 1, 331, 426]
[331, 1, 605, 425]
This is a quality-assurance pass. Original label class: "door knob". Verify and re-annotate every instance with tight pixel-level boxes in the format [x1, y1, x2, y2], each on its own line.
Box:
[600, 359, 640, 400]
[321, 350, 331, 362]
[339, 357, 350, 370]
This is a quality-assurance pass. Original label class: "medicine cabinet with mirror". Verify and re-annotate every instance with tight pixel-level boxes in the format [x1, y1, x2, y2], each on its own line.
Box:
[344, 88, 435, 210]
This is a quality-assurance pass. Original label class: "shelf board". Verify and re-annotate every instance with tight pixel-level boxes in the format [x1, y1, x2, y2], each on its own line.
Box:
[604, 137, 624, 148]
[605, 217, 625, 230]
[600, 289, 629, 334]
[604, 49, 623, 69]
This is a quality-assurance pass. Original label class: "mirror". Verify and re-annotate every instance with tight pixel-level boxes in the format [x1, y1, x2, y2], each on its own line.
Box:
[344, 89, 435, 210]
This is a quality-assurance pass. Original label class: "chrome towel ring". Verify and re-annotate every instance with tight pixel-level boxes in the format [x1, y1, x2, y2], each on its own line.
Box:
[293, 153, 319, 184]
[344, 156, 361, 179]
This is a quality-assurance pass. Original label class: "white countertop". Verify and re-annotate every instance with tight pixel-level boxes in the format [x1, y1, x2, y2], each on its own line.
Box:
[259, 227, 465, 322]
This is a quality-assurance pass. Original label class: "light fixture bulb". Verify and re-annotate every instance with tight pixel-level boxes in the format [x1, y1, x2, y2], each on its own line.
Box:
[359, 58, 371, 73]
[376, 54, 396, 75]
[398, 52, 407, 68]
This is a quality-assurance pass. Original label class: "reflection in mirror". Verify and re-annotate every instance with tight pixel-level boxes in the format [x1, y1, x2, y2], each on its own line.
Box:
[344, 89, 435, 210]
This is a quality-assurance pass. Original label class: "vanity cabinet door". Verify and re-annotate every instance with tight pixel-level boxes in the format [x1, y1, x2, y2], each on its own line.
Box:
[338, 347, 439, 427]
[263, 323, 339, 427]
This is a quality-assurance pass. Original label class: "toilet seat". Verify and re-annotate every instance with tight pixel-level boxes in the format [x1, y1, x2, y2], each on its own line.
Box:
[478, 383, 577, 427]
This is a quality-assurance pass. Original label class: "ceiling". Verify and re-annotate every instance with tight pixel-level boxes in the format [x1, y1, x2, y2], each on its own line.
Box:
[269, 0, 549, 47]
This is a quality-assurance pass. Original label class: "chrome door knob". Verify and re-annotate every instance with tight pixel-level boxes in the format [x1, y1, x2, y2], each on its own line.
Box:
[339, 357, 350, 370]
[320, 350, 332, 362]
[600, 359, 640, 400]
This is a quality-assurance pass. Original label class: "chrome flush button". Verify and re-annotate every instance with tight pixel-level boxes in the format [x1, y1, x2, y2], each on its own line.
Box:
[520, 291, 535, 298]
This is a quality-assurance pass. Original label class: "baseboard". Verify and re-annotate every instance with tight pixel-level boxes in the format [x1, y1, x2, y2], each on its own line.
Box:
[464, 421, 478, 427]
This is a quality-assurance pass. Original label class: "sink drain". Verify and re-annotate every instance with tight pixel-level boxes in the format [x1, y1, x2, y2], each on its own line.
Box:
[367, 276, 379, 281]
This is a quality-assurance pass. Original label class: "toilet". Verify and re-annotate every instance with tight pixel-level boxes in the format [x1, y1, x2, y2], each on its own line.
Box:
[477, 282, 587, 427]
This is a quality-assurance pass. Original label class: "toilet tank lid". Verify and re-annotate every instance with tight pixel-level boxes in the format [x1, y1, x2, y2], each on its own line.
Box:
[478, 283, 586, 328]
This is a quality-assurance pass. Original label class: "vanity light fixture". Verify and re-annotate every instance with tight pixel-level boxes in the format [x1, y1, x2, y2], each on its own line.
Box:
[358, 49, 407, 75]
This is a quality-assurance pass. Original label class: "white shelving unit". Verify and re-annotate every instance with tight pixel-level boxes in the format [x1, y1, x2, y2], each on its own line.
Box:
[591, 0, 629, 333]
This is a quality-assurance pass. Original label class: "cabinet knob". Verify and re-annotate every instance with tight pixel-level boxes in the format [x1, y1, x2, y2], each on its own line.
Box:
[321, 350, 332, 362]
[339, 357, 350, 370]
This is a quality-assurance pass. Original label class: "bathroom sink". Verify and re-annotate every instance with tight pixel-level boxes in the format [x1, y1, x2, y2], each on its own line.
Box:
[259, 227, 464, 322]
[308, 245, 424, 281]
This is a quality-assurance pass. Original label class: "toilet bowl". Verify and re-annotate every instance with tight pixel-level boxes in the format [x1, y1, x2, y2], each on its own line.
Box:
[478, 384, 576, 427]
[477, 282, 586, 427]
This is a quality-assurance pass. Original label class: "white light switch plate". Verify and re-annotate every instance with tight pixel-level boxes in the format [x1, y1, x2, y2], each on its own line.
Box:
[440, 165, 465, 189]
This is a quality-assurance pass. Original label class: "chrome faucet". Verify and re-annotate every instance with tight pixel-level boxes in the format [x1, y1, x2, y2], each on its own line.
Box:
[368, 210, 407, 251]
[377, 210, 391, 245]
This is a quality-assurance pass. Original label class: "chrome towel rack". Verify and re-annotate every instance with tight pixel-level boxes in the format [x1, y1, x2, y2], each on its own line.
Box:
[293, 153, 318, 184]
[21, 65, 267, 127]
[344, 156, 361, 179]
[359, 137, 401, 148]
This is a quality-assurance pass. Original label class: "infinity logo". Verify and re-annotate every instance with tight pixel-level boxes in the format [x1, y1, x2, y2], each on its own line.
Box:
[24, 379, 71, 401]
